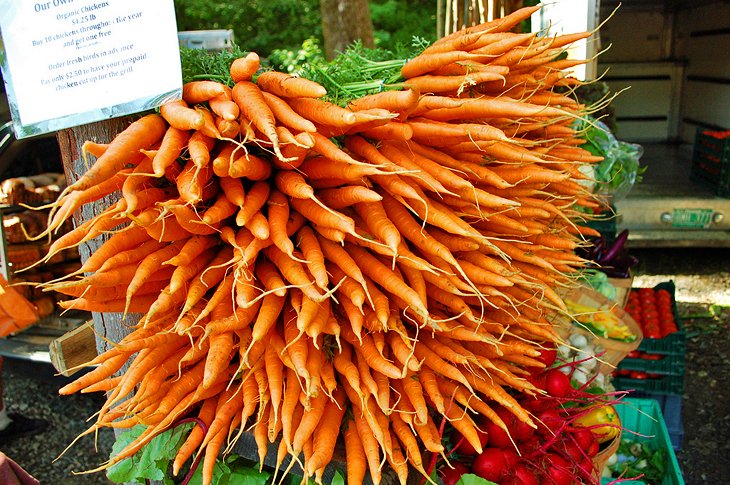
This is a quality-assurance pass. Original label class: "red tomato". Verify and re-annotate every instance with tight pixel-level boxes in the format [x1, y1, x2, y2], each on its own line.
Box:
[629, 371, 649, 379]
[641, 353, 663, 361]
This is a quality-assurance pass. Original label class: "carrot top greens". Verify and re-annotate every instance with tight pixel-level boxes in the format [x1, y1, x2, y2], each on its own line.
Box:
[179, 37, 430, 105]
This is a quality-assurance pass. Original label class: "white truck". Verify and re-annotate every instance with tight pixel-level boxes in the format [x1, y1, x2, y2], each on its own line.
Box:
[594, 0, 730, 247]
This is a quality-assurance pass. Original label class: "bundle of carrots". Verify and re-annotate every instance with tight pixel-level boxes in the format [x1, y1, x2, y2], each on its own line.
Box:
[45, 5, 606, 485]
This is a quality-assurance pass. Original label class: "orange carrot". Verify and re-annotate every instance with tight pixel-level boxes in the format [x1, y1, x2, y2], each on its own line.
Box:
[231, 81, 283, 159]
[160, 99, 205, 131]
[64, 113, 166, 195]
[261, 91, 317, 133]
[257, 70, 327, 99]
[230, 52, 260, 82]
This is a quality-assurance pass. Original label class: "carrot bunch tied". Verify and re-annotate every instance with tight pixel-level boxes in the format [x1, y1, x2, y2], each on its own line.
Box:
[49, 5, 609, 485]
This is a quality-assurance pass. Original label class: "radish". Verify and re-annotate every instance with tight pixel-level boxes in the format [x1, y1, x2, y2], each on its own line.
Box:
[544, 368, 572, 398]
[484, 418, 512, 448]
[544, 453, 573, 485]
[572, 428, 599, 457]
[471, 447, 507, 482]
[534, 343, 558, 367]
[439, 460, 469, 485]
[536, 408, 563, 435]
[513, 463, 541, 485]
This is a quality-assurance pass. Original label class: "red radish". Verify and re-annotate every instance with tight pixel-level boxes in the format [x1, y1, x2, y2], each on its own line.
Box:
[514, 463, 541, 485]
[544, 368, 572, 398]
[501, 448, 519, 468]
[559, 438, 585, 463]
[536, 408, 563, 435]
[544, 453, 573, 485]
[471, 447, 507, 482]
[534, 343, 558, 367]
[439, 460, 469, 485]
[484, 419, 513, 448]
[512, 416, 535, 442]
[572, 428, 599, 457]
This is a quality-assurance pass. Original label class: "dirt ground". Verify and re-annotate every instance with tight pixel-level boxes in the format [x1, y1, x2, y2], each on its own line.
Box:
[630, 247, 730, 485]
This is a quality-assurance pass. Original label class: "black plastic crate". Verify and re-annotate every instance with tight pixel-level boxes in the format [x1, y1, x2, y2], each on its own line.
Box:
[690, 129, 730, 197]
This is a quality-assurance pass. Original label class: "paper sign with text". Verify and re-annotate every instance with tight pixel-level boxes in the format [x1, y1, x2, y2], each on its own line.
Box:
[0, 0, 182, 138]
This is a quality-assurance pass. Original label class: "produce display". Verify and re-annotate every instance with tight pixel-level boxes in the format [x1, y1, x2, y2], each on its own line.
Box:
[38, 6, 634, 485]
[625, 288, 679, 339]
[0, 173, 79, 320]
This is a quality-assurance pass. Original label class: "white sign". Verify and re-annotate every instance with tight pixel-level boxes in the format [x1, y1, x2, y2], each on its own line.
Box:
[0, 0, 182, 138]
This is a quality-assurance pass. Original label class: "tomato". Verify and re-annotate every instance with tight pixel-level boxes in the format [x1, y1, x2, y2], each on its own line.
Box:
[629, 371, 649, 379]
[641, 353, 663, 361]
[627, 350, 643, 358]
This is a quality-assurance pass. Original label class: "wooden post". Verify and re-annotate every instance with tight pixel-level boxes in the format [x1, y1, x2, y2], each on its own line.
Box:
[56, 117, 140, 354]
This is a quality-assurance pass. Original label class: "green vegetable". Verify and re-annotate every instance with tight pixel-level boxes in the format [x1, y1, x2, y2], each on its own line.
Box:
[179, 45, 251, 86]
[106, 423, 194, 484]
[456, 473, 498, 485]
[610, 439, 668, 485]
[579, 269, 617, 302]
[574, 116, 646, 200]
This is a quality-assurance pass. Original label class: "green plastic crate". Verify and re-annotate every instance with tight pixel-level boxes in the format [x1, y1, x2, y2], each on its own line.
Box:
[690, 128, 730, 197]
[635, 282, 686, 356]
[601, 398, 685, 485]
[612, 372, 685, 395]
[618, 351, 685, 376]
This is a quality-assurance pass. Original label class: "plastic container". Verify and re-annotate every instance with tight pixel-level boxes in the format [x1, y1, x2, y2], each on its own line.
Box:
[178, 30, 235, 51]
[613, 372, 685, 395]
[690, 128, 730, 197]
[626, 393, 684, 451]
[600, 397, 685, 485]
[618, 351, 685, 376]
[635, 282, 686, 356]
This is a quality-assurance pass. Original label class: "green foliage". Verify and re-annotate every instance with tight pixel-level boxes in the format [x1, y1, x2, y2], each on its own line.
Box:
[179, 45, 249, 85]
[370, 0, 438, 51]
[174, 0, 322, 55]
[106, 423, 194, 484]
[456, 474, 498, 485]
[174, 0, 437, 57]
[267, 38, 325, 74]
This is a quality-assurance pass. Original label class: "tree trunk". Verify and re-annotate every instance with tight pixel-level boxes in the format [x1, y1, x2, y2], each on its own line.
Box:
[319, 0, 374, 60]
